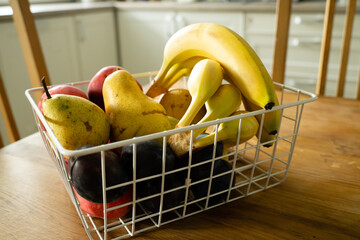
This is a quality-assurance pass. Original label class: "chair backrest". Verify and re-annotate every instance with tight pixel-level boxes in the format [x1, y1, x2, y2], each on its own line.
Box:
[317, 0, 359, 99]
[272, 0, 292, 85]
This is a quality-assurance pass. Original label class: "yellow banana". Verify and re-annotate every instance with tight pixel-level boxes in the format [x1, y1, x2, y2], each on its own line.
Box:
[168, 59, 223, 157]
[242, 93, 281, 147]
[193, 111, 259, 151]
[147, 23, 276, 110]
[177, 59, 223, 127]
[159, 88, 206, 124]
[151, 56, 205, 96]
[257, 128, 276, 148]
[192, 84, 242, 140]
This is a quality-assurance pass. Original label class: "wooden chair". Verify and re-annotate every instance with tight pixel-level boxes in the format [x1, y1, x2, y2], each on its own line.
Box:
[0, 72, 20, 148]
[317, 0, 359, 99]
[1, 0, 50, 147]
[10, 0, 51, 91]
[272, 0, 292, 85]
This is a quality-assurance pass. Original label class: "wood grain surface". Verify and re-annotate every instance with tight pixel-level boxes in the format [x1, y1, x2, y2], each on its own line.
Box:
[0, 95, 359, 240]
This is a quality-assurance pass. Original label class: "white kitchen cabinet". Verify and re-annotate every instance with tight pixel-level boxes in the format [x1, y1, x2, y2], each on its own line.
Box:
[117, 10, 172, 76]
[286, 12, 360, 98]
[245, 12, 360, 99]
[117, 10, 244, 78]
[0, 10, 118, 145]
[175, 11, 244, 36]
[75, 11, 118, 81]
[37, 15, 82, 85]
[0, 21, 35, 145]
[0, 16, 81, 144]
[245, 13, 276, 74]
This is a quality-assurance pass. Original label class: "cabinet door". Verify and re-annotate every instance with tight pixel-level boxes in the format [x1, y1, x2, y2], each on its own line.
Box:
[0, 21, 35, 143]
[176, 11, 244, 36]
[245, 13, 276, 74]
[36, 16, 81, 85]
[117, 10, 173, 76]
[75, 10, 118, 81]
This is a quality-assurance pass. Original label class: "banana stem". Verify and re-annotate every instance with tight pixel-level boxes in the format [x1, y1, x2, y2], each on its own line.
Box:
[222, 141, 234, 161]
[163, 68, 190, 91]
[177, 97, 204, 127]
[191, 111, 215, 140]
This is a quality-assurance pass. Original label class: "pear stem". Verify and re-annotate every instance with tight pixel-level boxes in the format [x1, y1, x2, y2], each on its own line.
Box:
[41, 76, 51, 99]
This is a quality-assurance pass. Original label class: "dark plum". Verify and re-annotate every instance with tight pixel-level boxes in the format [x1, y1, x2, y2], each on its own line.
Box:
[179, 134, 224, 181]
[136, 171, 186, 213]
[190, 159, 235, 206]
[69, 145, 129, 203]
[121, 140, 184, 213]
[120, 140, 177, 179]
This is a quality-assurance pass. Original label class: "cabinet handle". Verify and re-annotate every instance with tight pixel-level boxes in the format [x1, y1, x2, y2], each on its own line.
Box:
[291, 37, 322, 47]
[293, 15, 323, 25]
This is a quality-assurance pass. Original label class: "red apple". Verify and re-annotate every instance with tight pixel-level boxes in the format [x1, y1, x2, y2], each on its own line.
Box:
[74, 187, 132, 220]
[37, 85, 88, 114]
[88, 66, 143, 110]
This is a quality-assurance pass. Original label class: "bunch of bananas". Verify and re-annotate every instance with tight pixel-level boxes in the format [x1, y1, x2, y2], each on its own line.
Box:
[147, 23, 281, 157]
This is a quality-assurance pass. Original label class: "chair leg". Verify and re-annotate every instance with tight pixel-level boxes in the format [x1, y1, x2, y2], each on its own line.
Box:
[0, 72, 20, 145]
[356, 63, 360, 100]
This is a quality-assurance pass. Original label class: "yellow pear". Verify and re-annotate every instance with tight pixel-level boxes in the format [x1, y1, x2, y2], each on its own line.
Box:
[42, 94, 110, 150]
[159, 88, 206, 124]
[103, 70, 171, 142]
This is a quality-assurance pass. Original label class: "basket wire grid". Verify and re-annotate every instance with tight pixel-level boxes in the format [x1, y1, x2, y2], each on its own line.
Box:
[25, 72, 317, 240]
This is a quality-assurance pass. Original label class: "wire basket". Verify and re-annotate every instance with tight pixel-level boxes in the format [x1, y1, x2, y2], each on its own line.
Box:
[25, 72, 317, 240]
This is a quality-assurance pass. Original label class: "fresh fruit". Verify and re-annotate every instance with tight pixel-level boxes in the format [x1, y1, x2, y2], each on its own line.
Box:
[74, 187, 132, 219]
[242, 94, 281, 147]
[88, 66, 143, 110]
[256, 128, 277, 148]
[103, 70, 171, 142]
[167, 59, 223, 157]
[146, 23, 277, 110]
[193, 111, 259, 151]
[136, 171, 185, 213]
[88, 66, 124, 110]
[192, 84, 242, 139]
[120, 140, 177, 180]
[159, 88, 206, 124]
[41, 80, 110, 150]
[158, 56, 205, 94]
[179, 134, 224, 180]
[69, 145, 129, 203]
[167, 116, 179, 129]
[190, 159, 234, 207]
[177, 59, 223, 128]
[37, 84, 88, 114]
[120, 140, 183, 213]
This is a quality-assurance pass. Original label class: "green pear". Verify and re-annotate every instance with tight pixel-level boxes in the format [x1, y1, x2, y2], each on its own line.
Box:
[42, 94, 110, 150]
[103, 70, 171, 142]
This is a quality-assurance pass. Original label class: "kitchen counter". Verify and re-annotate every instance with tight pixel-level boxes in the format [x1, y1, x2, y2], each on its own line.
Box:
[0, 1, 357, 21]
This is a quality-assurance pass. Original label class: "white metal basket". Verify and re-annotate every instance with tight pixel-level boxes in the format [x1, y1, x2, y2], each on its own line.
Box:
[25, 72, 317, 240]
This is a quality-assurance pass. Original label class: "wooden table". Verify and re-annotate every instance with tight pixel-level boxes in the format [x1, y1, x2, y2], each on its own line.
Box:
[1, 95, 359, 240]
